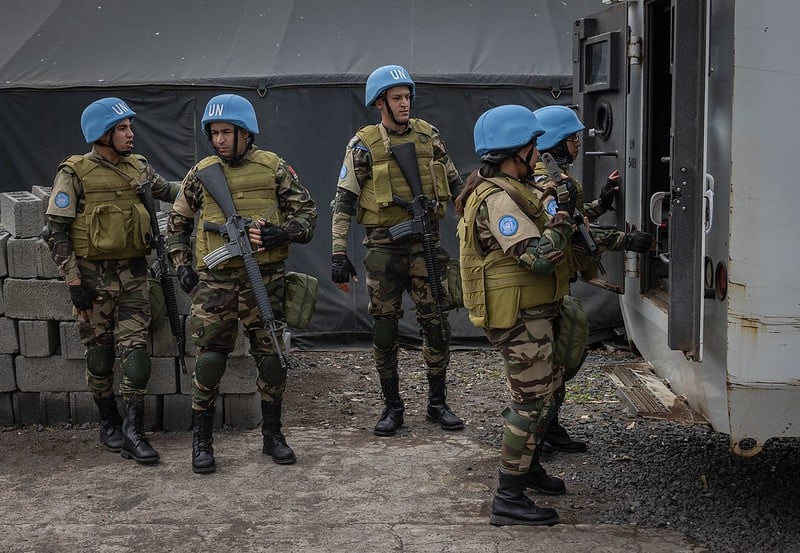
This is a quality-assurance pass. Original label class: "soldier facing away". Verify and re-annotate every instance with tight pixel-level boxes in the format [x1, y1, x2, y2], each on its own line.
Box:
[167, 94, 316, 473]
[530, 105, 653, 455]
[330, 64, 464, 436]
[45, 97, 181, 464]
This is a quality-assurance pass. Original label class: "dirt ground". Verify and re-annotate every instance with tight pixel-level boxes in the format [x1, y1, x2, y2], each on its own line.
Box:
[0, 346, 628, 525]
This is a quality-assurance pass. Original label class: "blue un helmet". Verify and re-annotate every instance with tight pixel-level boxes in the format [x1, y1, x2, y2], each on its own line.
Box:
[364, 65, 416, 106]
[80, 97, 136, 143]
[201, 94, 259, 135]
[473, 105, 545, 156]
[533, 105, 585, 152]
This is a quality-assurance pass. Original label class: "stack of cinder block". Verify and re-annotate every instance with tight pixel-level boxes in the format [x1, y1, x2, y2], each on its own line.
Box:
[0, 189, 264, 430]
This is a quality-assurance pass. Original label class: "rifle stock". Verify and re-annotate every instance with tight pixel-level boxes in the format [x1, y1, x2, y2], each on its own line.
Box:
[540, 153, 606, 275]
[138, 182, 187, 374]
[195, 164, 289, 369]
[389, 142, 448, 332]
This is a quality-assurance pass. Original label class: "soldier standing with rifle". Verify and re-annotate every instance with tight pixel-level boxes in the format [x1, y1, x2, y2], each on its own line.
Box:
[331, 64, 464, 437]
[45, 97, 180, 464]
[167, 94, 316, 473]
[531, 105, 653, 455]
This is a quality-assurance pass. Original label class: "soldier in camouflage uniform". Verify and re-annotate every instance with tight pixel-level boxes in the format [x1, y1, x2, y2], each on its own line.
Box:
[167, 94, 316, 473]
[330, 65, 464, 437]
[530, 105, 653, 455]
[46, 97, 180, 464]
[456, 105, 578, 526]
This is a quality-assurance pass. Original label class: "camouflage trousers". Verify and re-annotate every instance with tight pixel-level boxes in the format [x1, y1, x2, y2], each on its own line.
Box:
[189, 264, 287, 408]
[363, 231, 452, 379]
[76, 256, 151, 397]
[484, 303, 564, 476]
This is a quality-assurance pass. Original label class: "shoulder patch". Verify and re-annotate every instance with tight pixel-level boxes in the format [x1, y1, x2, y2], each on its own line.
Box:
[54, 191, 71, 209]
[339, 165, 348, 180]
[498, 215, 519, 237]
[286, 164, 298, 180]
[546, 198, 559, 216]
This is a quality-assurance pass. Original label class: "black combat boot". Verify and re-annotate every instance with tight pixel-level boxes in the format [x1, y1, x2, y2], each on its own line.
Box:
[191, 409, 216, 474]
[526, 451, 566, 495]
[93, 395, 123, 452]
[374, 377, 404, 437]
[490, 470, 560, 526]
[261, 400, 296, 465]
[426, 373, 464, 430]
[120, 398, 160, 464]
[541, 413, 588, 454]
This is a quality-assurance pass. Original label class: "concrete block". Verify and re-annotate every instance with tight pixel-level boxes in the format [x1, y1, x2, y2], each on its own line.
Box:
[36, 239, 60, 278]
[12, 391, 41, 425]
[0, 354, 15, 391]
[0, 279, 4, 316]
[151, 318, 186, 358]
[221, 356, 257, 394]
[7, 237, 41, 278]
[0, 191, 44, 238]
[69, 391, 98, 425]
[0, 392, 13, 426]
[16, 357, 85, 392]
[0, 317, 19, 354]
[230, 322, 249, 358]
[3, 278, 73, 320]
[41, 391, 70, 425]
[18, 320, 59, 357]
[175, 279, 192, 315]
[162, 394, 192, 431]
[0, 230, 9, 278]
[30, 185, 52, 216]
[143, 395, 162, 431]
[223, 392, 261, 429]
[147, 357, 177, 395]
[59, 321, 85, 360]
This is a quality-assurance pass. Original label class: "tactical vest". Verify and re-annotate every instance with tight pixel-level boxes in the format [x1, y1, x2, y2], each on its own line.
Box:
[355, 119, 450, 227]
[64, 154, 151, 261]
[458, 177, 570, 330]
[194, 151, 287, 269]
[532, 161, 595, 276]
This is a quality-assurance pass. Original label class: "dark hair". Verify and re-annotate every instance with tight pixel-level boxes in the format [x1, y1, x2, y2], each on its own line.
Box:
[454, 162, 501, 217]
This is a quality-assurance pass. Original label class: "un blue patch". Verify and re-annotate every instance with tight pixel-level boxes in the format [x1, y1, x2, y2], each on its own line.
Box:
[546, 199, 558, 216]
[54, 191, 70, 209]
[339, 165, 348, 180]
[498, 215, 519, 237]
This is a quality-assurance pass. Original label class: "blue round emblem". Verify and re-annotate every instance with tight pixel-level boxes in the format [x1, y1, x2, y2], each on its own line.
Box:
[546, 199, 558, 216]
[339, 165, 348, 180]
[54, 191, 70, 209]
[498, 215, 519, 236]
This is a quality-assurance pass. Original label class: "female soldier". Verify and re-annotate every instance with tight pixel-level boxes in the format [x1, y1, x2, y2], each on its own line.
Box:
[455, 105, 577, 526]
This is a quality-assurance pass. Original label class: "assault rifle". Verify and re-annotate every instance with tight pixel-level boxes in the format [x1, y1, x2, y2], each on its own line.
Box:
[138, 182, 187, 374]
[195, 164, 289, 370]
[540, 153, 606, 275]
[387, 142, 448, 333]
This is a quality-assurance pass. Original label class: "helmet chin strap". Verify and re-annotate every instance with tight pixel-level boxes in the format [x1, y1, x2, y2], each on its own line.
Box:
[211, 126, 254, 166]
[514, 145, 537, 178]
[99, 129, 132, 157]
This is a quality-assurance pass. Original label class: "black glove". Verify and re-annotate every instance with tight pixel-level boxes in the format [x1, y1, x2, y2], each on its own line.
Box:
[599, 177, 618, 212]
[331, 253, 357, 283]
[624, 231, 654, 253]
[259, 223, 290, 250]
[177, 265, 199, 293]
[556, 178, 578, 215]
[68, 283, 94, 311]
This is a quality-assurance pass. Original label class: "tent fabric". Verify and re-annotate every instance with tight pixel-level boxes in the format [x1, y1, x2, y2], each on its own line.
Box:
[0, 0, 619, 348]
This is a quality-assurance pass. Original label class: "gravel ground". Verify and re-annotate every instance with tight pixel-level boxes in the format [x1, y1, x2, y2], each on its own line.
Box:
[3, 345, 799, 552]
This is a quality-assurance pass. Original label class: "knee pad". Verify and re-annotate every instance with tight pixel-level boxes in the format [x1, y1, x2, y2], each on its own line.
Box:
[86, 345, 115, 378]
[373, 318, 398, 351]
[121, 347, 151, 391]
[421, 318, 451, 352]
[253, 353, 286, 388]
[194, 350, 228, 388]
[503, 399, 546, 433]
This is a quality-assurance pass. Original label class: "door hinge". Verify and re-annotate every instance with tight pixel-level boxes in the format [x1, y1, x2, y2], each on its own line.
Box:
[628, 35, 642, 65]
